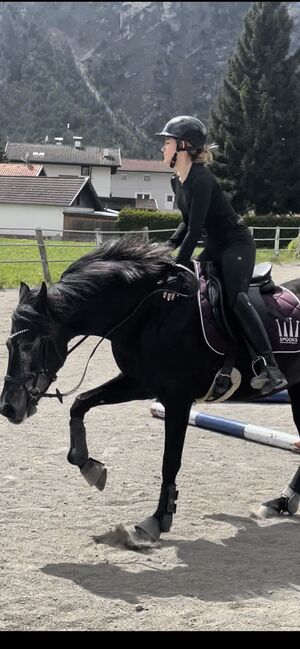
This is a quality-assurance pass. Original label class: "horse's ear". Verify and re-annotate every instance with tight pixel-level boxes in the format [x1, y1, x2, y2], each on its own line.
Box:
[35, 281, 48, 312]
[19, 281, 30, 303]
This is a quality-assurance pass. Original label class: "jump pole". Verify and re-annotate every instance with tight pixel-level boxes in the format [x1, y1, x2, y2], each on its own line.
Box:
[150, 401, 300, 454]
[252, 390, 290, 404]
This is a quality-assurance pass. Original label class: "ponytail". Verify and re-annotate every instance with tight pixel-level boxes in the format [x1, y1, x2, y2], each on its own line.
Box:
[190, 145, 213, 166]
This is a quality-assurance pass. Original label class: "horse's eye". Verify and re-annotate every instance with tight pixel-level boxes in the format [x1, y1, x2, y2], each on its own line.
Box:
[21, 342, 33, 352]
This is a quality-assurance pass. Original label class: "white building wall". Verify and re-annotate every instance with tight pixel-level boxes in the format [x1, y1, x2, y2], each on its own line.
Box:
[44, 164, 80, 177]
[0, 204, 63, 235]
[111, 170, 175, 211]
[43, 164, 111, 197]
[89, 167, 111, 196]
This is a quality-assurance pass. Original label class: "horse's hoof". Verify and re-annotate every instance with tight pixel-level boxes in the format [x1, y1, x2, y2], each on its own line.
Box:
[80, 457, 107, 491]
[135, 516, 161, 542]
[258, 494, 300, 518]
[256, 503, 281, 518]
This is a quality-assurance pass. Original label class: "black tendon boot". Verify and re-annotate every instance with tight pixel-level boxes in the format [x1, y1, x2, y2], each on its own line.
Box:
[233, 292, 287, 395]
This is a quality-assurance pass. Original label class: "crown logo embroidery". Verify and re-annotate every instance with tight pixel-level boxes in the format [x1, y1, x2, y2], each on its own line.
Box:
[276, 318, 300, 344]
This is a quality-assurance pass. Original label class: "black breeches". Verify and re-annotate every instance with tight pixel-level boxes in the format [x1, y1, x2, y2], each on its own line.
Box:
[197, 239, 256, 309]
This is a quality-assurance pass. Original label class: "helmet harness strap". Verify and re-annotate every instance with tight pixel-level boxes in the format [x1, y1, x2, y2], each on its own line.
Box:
[169, 140, 199, 168]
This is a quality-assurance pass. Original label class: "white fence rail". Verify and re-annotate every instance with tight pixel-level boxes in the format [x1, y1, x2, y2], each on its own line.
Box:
[0, 225, 299, 285]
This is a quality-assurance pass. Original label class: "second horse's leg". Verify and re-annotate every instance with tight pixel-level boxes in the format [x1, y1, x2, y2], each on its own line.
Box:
[259, 382, 300, 516]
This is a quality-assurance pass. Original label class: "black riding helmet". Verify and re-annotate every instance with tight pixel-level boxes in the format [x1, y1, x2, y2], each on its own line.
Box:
[156, 115, 207, 149]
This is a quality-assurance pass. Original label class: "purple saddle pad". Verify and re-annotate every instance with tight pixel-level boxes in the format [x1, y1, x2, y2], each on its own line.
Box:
[193, 261, 300, 356]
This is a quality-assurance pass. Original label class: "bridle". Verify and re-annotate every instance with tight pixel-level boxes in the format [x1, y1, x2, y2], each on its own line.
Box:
[4, 328, 66, 403]
[4, 265, 198, 405]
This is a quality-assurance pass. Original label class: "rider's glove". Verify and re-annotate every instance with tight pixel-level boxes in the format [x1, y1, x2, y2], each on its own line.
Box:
[157, 266, 184, 300]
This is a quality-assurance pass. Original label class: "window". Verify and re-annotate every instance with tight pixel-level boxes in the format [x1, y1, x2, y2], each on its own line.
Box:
[143, 175, 151, 182]
[136, 193, 151, 200]
[165, 193, 174, 209]
[81, 165, 91, 176]
[121, 174, 128, 181]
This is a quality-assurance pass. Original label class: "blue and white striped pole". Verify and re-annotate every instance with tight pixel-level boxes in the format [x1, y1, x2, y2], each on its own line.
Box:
[254, 390, 290, 404]
[150, 402, 300, 453]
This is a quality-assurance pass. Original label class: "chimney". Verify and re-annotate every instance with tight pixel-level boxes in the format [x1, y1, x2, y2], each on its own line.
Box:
[73, 136, 83, 149]
[54, 137, 63, 146]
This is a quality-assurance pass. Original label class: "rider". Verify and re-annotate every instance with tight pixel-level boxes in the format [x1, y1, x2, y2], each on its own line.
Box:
[156, 115, 287, 396]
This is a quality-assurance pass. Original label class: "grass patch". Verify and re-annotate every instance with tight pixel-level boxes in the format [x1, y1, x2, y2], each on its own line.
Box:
[0, 238, 96, 288]
[0, 237, 298, 289]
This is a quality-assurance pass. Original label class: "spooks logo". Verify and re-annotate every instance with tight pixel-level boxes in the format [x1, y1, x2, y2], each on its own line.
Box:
[276, 318, 300, 344]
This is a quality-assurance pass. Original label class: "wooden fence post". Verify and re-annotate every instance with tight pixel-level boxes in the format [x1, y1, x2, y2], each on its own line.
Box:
[274, 226, 280, 258]
[95, 228, 103, 247]
[142, 226, 149, 242]
[35, 228, 52, 285]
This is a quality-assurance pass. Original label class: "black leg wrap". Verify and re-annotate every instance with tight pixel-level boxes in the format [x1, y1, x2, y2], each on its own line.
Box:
[153, 483, 178, 532]
[157, 484, 178, 532]
[68, 417, 88, 467]
[155, 483, 178, 516]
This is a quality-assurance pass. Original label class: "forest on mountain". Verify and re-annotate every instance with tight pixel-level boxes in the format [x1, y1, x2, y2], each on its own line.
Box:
[0, 1, 253, 156]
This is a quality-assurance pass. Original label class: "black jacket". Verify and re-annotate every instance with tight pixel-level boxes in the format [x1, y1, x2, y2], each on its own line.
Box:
[169, 163, 251, 266]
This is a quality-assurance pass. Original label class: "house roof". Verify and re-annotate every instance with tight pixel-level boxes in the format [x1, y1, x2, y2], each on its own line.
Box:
[0, 176, 103, 208]
[119, 158, 171, 173]
[5, 142, 121, 168]
[0, 163, 44, 176]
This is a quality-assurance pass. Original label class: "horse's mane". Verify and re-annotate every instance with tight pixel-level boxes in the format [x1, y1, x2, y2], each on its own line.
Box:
[15, 236, 172, 323]
[60, 235, 171, 284]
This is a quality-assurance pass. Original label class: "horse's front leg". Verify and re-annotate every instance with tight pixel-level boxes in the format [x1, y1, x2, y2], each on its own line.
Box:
[259, 382, 300, 517]
[67, 372, 151, 490]
[136, 394, 193, 541]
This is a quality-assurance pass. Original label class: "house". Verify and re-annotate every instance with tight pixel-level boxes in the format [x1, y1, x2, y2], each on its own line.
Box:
[5, 138, 121, 197]
[0, 162, 46, 176]
[110, 158, 176, 212]
[0, 176, 106, 236]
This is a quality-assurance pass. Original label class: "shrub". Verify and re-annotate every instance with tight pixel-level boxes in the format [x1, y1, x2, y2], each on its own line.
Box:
[118, 208, 181, 242]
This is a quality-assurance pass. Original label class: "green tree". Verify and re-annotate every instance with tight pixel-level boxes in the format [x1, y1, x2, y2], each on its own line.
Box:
[209, 2, 300, 214]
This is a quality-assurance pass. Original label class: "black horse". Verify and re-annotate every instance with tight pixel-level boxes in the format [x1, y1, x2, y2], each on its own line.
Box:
[1, 236, 300, 541]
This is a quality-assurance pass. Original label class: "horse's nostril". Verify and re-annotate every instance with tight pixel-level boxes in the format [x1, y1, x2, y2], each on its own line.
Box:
[0, 403, 16, 420]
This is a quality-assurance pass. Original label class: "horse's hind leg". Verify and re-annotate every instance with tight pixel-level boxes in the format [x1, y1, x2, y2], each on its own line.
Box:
[259, 382, 300, 517]
[68, 372, 151, 489]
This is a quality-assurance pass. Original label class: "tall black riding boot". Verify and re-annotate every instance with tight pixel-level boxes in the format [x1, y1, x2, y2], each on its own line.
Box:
[233, 292, 287, 395]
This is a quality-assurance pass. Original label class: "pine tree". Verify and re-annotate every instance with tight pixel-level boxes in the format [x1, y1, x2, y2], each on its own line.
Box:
[209, 2, 300, 214]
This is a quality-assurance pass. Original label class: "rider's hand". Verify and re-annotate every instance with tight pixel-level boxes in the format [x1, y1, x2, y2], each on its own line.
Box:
[158, 270, 183, 301]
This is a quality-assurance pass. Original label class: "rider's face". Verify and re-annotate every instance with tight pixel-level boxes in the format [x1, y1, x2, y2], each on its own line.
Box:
[161, 137, 177, 166]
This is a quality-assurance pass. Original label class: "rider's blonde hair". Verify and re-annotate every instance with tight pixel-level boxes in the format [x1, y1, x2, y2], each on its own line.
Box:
[184, 141, 214, 166]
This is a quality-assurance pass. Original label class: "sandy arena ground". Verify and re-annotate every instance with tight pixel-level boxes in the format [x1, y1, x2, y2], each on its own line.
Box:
[1, 263, 300, 631]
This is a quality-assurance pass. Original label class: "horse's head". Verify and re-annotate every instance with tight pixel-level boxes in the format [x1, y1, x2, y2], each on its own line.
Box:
[0, 281, 68, 424]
